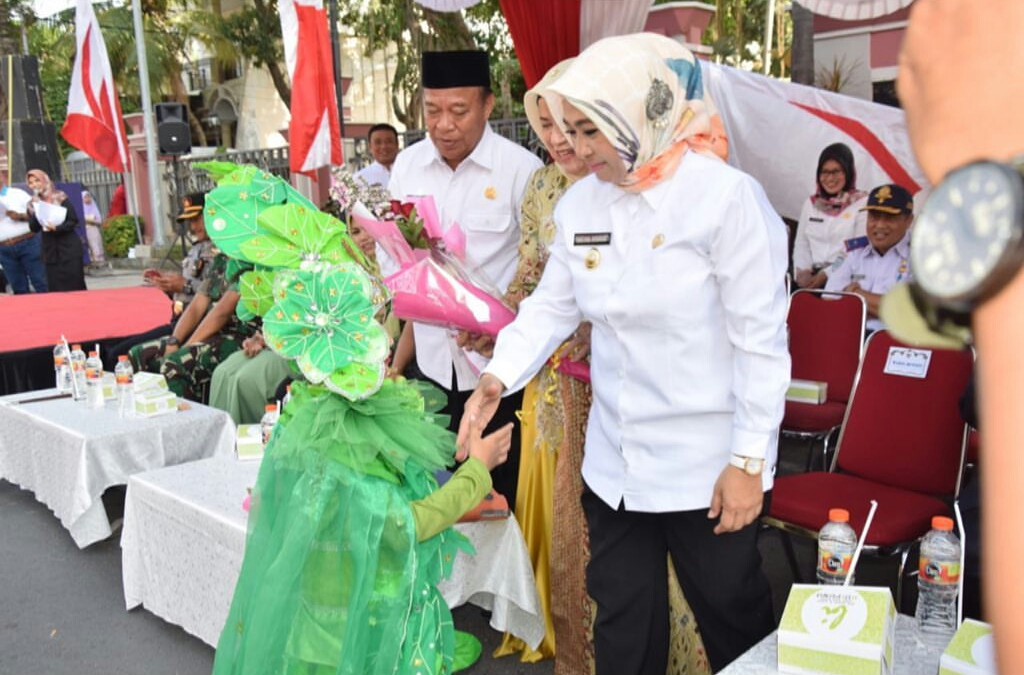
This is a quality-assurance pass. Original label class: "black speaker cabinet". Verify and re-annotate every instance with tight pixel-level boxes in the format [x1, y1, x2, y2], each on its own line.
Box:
[7, 119, 62, 182]
[155, 102, 192, 156]
[0, 54, 45, 120]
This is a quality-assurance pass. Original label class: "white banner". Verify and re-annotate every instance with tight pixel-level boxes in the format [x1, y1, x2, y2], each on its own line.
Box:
[701, 62, 928, 222]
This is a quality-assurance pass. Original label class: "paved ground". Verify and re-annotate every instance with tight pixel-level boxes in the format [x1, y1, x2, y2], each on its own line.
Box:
[0, 268, 911, 674]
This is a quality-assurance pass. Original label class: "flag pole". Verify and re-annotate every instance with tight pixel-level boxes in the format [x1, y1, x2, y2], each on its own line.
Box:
[328, 0, 345, 141]
[130, 0, 165, 246]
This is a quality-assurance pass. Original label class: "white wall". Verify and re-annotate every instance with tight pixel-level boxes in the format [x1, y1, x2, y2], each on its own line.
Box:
[814, 33, 872, 100]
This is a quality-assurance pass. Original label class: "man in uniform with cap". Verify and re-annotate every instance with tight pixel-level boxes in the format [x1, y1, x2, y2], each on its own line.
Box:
[104, 192, 217, 369]
[387, 49, 542, 504]
[826, 183, 914, 332]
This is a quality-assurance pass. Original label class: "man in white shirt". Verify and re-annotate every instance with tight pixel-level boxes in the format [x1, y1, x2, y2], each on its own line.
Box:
[387, 50, 542, 503]
[826, 183, 914, 332]
[355, 123, 399, 187]
[0, 172, 47, 293]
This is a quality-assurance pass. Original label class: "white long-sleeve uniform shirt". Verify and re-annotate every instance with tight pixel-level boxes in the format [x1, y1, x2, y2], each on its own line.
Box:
[388, 125, 542, 390]
[791, 195, 868, 274]
[486, 153, 791, 512]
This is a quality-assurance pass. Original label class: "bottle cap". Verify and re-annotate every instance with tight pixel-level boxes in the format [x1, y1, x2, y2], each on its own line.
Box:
[932, 515, 954, 531]
[265, 404, 277, 412]
[828, 508, 850, 523]
[73, 344, 82, 350]
[118, 355, 129, 362]
[88, 351, 98, 358]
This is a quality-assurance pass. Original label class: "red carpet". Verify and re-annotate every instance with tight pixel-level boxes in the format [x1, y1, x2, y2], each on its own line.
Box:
[0, 286, 170, 353]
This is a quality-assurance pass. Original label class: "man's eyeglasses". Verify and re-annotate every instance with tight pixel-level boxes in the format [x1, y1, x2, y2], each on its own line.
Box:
[820, 168, 845, 178]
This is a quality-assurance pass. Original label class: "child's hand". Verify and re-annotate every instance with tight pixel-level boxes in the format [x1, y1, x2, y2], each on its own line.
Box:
[466, 420, 513, 471]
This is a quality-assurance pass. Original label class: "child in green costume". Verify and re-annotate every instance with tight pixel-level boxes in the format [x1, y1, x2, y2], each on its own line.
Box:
[199, 163, 511, 675]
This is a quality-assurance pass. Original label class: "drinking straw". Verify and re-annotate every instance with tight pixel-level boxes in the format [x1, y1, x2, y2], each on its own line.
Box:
[844, 499, 879, 587]
[954, 501, 966, 627]
[61, 334, 81, 400]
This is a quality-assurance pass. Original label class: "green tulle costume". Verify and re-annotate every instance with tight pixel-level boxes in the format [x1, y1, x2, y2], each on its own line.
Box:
[212, 380, 471, 675]
[202, 163, 483, 675]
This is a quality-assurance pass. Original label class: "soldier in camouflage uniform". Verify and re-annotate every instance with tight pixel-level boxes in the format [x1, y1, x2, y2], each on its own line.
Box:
[130, 252, 257, 400]
[103, 194, 217, 369]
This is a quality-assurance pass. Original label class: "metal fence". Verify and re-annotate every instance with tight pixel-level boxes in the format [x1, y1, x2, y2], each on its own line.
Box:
[64, 117, 543, 228]
[63, 156, 122, 216]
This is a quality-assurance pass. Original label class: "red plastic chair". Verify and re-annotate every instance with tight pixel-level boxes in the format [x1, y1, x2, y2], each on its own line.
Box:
[764, 330, 973, 609]
[783, 289, 867, 470]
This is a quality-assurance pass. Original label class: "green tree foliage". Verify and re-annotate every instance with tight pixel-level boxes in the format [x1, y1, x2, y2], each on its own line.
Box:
[340, 0, 523, 127]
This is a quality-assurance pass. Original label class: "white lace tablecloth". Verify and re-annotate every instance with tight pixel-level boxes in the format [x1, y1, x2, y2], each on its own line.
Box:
[719, 613, 944, 674]
[121, 456, 545, 649]
[0, 389, 234, 548]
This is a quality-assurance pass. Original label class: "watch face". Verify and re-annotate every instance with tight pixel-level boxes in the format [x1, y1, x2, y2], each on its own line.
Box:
[911, 162, 1024, 307]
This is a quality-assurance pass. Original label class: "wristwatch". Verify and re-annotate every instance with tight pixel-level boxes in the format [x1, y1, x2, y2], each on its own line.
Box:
[910, 158, 1024, 314]
[729, 455, 764, 476]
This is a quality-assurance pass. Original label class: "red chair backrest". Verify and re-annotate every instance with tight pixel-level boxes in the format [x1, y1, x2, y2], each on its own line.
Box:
[787, 290, 866, 404]
[835, 330, 972, 497]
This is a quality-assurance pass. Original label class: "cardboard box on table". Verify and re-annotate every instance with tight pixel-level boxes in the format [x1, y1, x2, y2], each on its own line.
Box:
[236, 424, 263, 461]
[940, 619, 997, 675]
[778, 584, 896, 675]
[787, 379, 828, 404]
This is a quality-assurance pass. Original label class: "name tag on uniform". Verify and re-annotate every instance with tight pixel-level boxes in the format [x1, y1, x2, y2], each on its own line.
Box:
[809, 217, 825, 223]
[574, 232, 612, 246]
[844, 236, 869, 252]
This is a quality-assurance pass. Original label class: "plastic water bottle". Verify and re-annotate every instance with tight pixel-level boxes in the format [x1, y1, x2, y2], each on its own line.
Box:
[69, 344, 87, 401]
[53, 343, 72, 393]
[85, 351, 104, 408]
[260, 403, 279, 447]
[915, 516, 961, 650]
[115, 355, 134, 418]
[281, 384, 292, 410]
[817, 508, 858, 585]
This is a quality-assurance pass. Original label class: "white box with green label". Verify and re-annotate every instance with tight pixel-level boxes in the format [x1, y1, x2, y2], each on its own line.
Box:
[778, 584, 895, 675]
[236, 424, 264, 461]
[940, 619, 997, 675]
[787, 379, 828, 405]
[134, 389, 178, 417]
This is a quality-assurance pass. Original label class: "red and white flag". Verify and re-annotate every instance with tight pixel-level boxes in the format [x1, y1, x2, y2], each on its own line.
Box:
[61, 0, 130, 174]
[279, 0, 342, 175]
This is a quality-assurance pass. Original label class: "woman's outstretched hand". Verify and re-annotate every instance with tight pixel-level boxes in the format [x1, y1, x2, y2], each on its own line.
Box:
[456, 373, 506, 461]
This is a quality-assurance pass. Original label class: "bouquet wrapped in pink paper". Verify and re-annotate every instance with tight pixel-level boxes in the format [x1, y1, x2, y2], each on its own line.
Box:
[351, 196, 515, 336]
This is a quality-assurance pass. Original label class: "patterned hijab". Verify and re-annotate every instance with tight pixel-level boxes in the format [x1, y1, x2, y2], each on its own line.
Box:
[546, 33, 728, 192]
[26, 169, 67, 206]
[811, 142, 866, 216]
[524, 58, 578, 177]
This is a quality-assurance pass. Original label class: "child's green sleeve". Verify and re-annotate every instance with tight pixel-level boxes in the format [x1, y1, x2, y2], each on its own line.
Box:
[410, 457, 492, 542]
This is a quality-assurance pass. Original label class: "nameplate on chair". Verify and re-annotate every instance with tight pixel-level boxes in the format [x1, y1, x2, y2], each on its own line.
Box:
[883, 347, 932, 379]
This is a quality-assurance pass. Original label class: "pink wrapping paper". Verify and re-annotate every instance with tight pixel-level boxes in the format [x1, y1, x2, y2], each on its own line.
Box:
[556, 357, 591, 383]
[385, 250, 516, 336]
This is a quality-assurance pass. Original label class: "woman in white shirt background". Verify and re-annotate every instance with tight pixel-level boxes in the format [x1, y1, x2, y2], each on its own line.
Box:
[791, 142, 868, 289]
[457, 33, 790, 675]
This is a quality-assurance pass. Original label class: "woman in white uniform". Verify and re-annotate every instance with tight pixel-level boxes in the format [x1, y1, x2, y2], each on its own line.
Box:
[791, 142, 868, 289]
[456, 33, 790, 675]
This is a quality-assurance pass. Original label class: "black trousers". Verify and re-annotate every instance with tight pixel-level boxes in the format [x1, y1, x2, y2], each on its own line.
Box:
[582, 484, 774, 674]
[433, 370, 522, 510]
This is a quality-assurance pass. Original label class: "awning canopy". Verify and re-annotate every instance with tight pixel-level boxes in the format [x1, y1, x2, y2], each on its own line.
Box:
[794, 0, 914, 21]
[412, 0, 485, 11]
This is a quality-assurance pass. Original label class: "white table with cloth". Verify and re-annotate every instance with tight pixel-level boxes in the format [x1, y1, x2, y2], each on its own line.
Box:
[719, 613, 945, 674]
[0, 389, 235, 548]
[121, 455, 545, 649]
